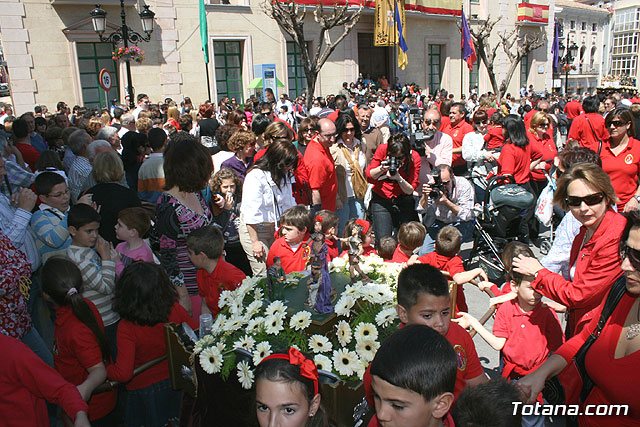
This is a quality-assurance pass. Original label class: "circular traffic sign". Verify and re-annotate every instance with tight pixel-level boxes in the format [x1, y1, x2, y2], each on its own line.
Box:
[99, 69, 112, 92]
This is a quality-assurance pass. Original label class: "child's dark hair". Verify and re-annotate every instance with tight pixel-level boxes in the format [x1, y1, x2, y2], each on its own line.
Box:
[34, 171, 66, 196]
[35, 150, 64, 172]
[501, 241, 534, 285]
[41, 257, 111, 362]
[113, 262, 178, 326]
[210, 167, 242, 198]
[117, 207, 151, 237]
[279, 205, 312, 234]
[315, 210, 339, 233]
[341, 218, 371, 250]
[370, 324, 456, 402]
[435, 225, 462, 257]
[148, 127, 168, 152]
[378, 236, 397, 261]
[67, 204, 101, 229]
[451, 377, 522, 427]
[398, 221, 426, 251]
[397, 264, 449, 310]
[186, 225, 225, 260]
[256, 352, 329, 427]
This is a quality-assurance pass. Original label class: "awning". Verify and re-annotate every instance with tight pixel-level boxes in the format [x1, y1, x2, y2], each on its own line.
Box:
[248, 77, 286, 89]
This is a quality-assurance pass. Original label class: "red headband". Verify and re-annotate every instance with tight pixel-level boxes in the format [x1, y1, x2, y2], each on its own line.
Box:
[355, 219, 370, 235]
[261, 347, 319, 395]
[315, 216, 323, 223]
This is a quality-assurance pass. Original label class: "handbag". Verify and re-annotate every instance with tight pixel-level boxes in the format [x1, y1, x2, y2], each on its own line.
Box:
[535, 179, 556, 227]
[543, 274, 627, 406]
[585, 116, 604, 155]
[340, 145, 368, 200]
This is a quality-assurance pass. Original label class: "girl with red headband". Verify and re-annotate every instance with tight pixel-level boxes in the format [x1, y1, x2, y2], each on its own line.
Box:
[255, 347, 328, 427]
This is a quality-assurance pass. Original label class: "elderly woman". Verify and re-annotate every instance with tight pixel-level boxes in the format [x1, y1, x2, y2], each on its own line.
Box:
[462, 109, 496, 203]
[519, 210, 640, 425]
[85, 150, 141, 244]
[332, 112, 366, 234]
[239, 140, 298, 275]
[154, 133, 213, 318]
[220, 130, 257, 181]
[513, 163, 626, 338]
[95, 126, 121, 152]
[600, 108, 640, 212]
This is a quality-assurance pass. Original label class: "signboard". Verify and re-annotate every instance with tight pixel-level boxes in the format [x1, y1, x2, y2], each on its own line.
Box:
[99, 69, 112, 92]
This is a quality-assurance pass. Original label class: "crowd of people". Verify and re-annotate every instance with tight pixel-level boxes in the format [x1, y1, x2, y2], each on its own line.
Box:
[1, 75, 640, 426]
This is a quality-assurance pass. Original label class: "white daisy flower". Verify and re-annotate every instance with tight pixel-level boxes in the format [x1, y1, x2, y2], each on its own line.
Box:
[332, 348, 359, 376]
[334, 296, 355, 316]
[289, 311, 312, 331]
[233, 335, 256, 351]
[265, 314, 285, 335]
[199, 346, 223, 374]
[354, 322, 379, 343]
[265, 300, 287, 317]
[246, 317, 265, 334]
[353, 358, 368, 379]
[336, 320, 352, 347]
[224, 315, 245, 332]
[308, 334, 333, 353]
[253, 341, 272, 365]
[254, 288, 264, 301]
[211, 314, 227, 335]
[237, 360, 255, 389]
[216, 341, 225, 353]
[193, 335, 215, 354]
[375, 307, 398, 327]
[355, 338, 380, 363]
[218, 290, 233, 309]
[313, 354, 332, 372]
[245, 300, 263, 318]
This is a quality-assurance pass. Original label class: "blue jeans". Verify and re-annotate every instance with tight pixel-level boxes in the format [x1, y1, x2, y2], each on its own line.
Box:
[419, 220, 474, 255]
[124, 378, 181, 427]
[369, 193, 418, 240]
[20, 326, 53, 367]
[336, 196, 365, 236]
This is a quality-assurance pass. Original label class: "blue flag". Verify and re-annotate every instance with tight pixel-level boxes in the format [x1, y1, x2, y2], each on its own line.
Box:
[394, 0, 408, 69]
[461, 12, 477, 70]
[551, 21, 560, 72]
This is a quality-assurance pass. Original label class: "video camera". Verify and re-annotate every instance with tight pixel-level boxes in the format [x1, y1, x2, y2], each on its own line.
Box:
[408, 107, 426, 156]
[428, 169, 449, 200]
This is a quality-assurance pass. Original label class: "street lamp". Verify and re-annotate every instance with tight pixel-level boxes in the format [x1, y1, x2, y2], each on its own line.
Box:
[559, 36, 579, 96]
[90, 2, 155, 109]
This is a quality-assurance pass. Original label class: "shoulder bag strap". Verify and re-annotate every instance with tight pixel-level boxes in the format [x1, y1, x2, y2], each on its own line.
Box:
[584, 116, 603, 155]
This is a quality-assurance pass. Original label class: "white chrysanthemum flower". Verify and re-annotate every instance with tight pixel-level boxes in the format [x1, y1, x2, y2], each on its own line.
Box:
[308, 334, 333, 353]
[233, 335, 256, 351]
[336, 320, 352, 347]
[246, 317, 265, 334]
[225, 315, 245, 332]
[354, 322, 379, 343]
[329, 255, 348, 271]
[332, 348, 359, 376]
[313, 354, 332, 372]
[334, 296, 355, 317]
[353, 358, 368, 379]
[193, 334, 215, 354]
[375, 307, 398, 327]
[245, 300, 263, 318]
[237, 360, 254, 389]
[265, 300, 287, 317]
[355, 338, 380, 363]
[254, 288, 264, 301]
[265, 314, 285, 335]
[218, 290, 233, 309]
[237, 279, 255, 297]
[211, 314, 227, 335]
[289, 311, 312, 331]
[199, 346, 223, 374]
[216, 341, 225, 353]
[253, 341, 272, 365]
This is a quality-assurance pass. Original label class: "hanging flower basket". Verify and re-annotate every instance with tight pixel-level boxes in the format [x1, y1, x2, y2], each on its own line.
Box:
[112, 46, 145, 64]
[561, 64, 576, 73]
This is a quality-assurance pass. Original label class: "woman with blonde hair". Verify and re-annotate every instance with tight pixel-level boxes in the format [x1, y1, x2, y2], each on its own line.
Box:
[164, 106, 180, 131]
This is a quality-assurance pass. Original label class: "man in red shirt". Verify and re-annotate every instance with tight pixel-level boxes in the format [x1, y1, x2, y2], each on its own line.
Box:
[304, 118, 338, 213]
[442, 102, 473, 175]
[564, 94, 584, 124]
[12, 118, 40, 172]
[567, 95, 609, 153]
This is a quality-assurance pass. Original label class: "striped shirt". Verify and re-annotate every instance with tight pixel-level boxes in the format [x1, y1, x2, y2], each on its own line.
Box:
[30, 204, 71, 263]
[66, 245, 119, 326]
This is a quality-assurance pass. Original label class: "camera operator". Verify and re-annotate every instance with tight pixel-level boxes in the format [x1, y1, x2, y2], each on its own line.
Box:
[416, 108, 453, 188]
[365, 132, 421, 240]
[418, 164, 474, 255]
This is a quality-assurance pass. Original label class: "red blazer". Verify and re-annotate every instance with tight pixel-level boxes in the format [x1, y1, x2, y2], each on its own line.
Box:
[532, 209, 625, 337]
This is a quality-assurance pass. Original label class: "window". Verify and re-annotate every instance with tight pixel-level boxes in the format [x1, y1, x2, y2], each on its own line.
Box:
[469, 56, 480, 93]
[76, 42, 120, 110]
[592, 23, 597, 32]
[520, 54, 529, 88]
[581, 22, 586, 31]
[213, 41, 243, 103]
[428, 44, 442, 94]
[286, 41, 307, 99]
[611, 56, 637, 75]
[614, 8, 640, 32]
[570, 20, 575, 30]
[612, 33, 639, 55]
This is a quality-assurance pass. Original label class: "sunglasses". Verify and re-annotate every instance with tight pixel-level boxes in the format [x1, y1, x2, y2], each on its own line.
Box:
[423, 119, 441, 126]
[610, 120, 628, 127]
[566, 192, 605, 207]
[620, 244, 640, 271]
[474, 120, 489, 125]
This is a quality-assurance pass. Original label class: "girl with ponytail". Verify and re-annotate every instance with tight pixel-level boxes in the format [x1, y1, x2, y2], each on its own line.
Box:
[41, 257, 117, 424]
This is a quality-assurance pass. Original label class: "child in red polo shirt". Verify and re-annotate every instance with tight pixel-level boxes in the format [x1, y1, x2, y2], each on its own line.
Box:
[340, 218, 376, 257]
[315, 209, 340, 260]
[186, 225, 246, 316]
[390, 221, 425, 263]
[267, 205, 312, 274]
[377, 236, 397, 262]
[418, 226, 488, 313]
[41, 257, 117, 423]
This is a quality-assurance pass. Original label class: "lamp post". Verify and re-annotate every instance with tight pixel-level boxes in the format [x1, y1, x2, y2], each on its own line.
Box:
[558, 35, 579, 96]
[90, 2, 155, 109]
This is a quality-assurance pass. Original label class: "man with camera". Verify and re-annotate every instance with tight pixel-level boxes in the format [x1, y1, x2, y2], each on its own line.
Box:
[418, 164, 474, 255]
[415, 108, 452, 188]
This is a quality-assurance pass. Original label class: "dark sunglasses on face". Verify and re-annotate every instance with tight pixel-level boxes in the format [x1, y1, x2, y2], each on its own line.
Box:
[610, 120, 628, 128]
[620, 244, 640, 271]
[423, 119, 441, 126]
[566, 192, 605, 207]
[474, 120, 488, 125]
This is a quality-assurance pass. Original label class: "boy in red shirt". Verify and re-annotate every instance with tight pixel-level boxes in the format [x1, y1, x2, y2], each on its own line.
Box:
[315, 209, 340, 260]
[377, 236, 397, 262]
[418, 226, 488, 313]
[187, 225, 246, 316]
[266, 205, 312, 274]
[390, 221, 425, 263]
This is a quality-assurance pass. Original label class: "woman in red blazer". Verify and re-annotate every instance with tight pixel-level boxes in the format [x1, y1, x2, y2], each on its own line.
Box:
[513, 163, 625, 338]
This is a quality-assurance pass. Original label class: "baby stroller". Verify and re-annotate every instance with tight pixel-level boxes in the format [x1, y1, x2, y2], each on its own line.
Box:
[465, 175, 535, 281]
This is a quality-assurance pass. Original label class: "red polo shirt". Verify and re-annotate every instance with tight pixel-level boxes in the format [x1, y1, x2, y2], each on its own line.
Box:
[267, 236, 310, 274]
[497, 143, 531, 184]
[493, 299, 564, 379]
[564, 100, 584, 119]
[339, 244, 377, 258]
[365, 143, 421, 199]
[439, 115, 451, 132]
[197, 259, 246, 315]
[326, 238, 339, 260]
[484, 126, 505, 150]
[524, 109, 554, 141]
[527, 131, 557, 182]
[600, 137, 640, 211]
[53, 301, 116, 421]
[390, 246, 410, 263]
[16, 142, 40, 172]
[418, 252, 467, 312]
[443, 119, 474, 166]
[304, 139, 337, 211]
[567, 113, 609, 153]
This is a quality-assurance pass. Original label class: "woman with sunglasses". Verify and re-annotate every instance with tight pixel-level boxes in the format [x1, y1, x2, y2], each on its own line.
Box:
[295, 117, 319, 156]
[462, 109, 496, 203]
[513, 163, 625, 338]
[600, 108, 640, 212]
[519, 210, 640, 425]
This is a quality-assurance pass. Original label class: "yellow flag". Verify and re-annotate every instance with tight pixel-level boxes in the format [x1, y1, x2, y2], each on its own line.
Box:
[374, 0, 394, 46]
[398, 47, 408, 70]
[395, 0, 408, 69]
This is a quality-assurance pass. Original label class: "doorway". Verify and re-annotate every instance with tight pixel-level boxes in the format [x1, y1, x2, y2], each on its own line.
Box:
[357, 33, 392, 86]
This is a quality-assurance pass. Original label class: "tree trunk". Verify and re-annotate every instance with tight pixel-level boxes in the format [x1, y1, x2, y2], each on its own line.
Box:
[305, 71, 318, 111]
